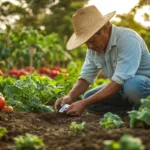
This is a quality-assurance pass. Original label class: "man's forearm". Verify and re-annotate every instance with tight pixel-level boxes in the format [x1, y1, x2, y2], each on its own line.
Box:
[83, 80, 122, 106]
[68, 79, 90, 101]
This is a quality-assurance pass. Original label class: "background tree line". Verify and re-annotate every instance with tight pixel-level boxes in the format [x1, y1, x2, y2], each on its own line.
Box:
[0, 0, 149, 70]
[0, 0, 89, 40]
[0, 0, 149, 43]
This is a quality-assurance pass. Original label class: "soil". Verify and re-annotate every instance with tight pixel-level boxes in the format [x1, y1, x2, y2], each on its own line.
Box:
[0, 111, 150, 150]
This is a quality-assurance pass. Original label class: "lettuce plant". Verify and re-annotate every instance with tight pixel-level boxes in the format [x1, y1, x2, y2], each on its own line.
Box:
[128, 96, 150, 128]
[11, 133, 44, 150]
[104, 134, 144, 150]
[3, 75, 61, 112]
[99, 112, 123, 129]
[70, 121, 86, 135]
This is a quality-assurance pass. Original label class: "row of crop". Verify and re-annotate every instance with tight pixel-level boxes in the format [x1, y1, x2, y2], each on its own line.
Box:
[0, 28, 86, 70]
[0, 63, 82, 112]
[0, 66, 68, 79]
[0, 72, 149, 149]
[0, 75, 68, 112]
[0, 111, 146, 150]
[69, 97, 150, 131]
[0, 29, 69, 69]
[0, 73, 150, 128]
[0, 68, 150, 129]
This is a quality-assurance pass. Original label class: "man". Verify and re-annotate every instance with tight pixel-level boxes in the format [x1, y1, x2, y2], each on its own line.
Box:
[54, 5, 150, 116]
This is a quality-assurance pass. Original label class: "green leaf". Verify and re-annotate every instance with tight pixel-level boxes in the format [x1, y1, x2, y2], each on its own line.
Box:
[70, 121, 86, 135]
[128, 97, 150, 128]
[128, 110, 150, 128]
[0, 127, 7, 139]
[11, 133, 44, 150]
[99, 112, 123, 129]
[104, 134, 144, 150]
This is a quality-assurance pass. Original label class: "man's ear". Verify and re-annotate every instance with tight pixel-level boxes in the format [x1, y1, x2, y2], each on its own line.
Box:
[104, 24, 111, 33]
[103, 27, 108, 33]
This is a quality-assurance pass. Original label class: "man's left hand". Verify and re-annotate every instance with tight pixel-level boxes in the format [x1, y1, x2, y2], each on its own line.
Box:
[66, 100, 87, 116]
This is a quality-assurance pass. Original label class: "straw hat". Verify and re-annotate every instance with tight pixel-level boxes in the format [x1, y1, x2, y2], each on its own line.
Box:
[66, 5, 116, 50]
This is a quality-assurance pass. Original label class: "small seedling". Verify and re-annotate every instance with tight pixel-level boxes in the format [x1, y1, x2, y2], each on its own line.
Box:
[104, 134, 144, 150]
[0, 127, 7, 139]
[11, 133, 44, 150]
[70, 121, 86, 135]
[99, 112, 123, 129]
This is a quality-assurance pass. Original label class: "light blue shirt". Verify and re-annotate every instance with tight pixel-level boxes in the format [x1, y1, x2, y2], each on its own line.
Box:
[78, 24, 150, 85]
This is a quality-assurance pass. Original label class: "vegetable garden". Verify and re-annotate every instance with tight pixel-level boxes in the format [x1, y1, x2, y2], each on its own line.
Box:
[0, 26, 150, 150]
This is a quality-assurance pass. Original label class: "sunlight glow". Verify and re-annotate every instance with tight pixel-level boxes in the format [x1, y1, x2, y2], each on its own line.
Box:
[87, 0, 139, 14]
[135, 6, 150, 27]
[87, 0, 150, 27]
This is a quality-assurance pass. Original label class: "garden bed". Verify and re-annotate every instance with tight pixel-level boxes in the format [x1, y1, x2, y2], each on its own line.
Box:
[0, 111, 150, 150]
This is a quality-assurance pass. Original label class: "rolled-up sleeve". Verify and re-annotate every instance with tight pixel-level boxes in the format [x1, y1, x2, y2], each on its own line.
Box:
[78, 49, 99, 84]
[112, 35, 142, 85]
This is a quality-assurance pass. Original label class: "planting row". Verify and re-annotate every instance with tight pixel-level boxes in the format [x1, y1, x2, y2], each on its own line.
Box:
[0, 72, 149, 150]
[0, 66, 68, 79]
[0, 73, 150, 128]
[0, 112, 145, 150]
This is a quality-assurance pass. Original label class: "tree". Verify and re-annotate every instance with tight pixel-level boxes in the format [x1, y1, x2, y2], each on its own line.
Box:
[0, 0, 89, 39]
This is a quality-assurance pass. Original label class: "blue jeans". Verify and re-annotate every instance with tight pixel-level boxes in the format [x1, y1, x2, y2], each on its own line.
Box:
[84, 75, 150, 115]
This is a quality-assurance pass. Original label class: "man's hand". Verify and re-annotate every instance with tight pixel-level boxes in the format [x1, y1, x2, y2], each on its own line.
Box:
[54, 95, 73, 112]
[66, 100, 87, 116]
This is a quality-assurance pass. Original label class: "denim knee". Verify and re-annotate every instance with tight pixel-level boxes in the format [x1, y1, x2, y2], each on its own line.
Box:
[83, 84, 105, 99]
[84, 89, 94, 99]
[123, 75, 150, 105]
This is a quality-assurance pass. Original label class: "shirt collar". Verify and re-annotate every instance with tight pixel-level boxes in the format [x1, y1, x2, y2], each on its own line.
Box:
[106, 24, 118, 53]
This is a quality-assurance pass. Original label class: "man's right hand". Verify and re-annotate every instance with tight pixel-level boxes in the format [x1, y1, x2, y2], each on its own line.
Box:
[54, 95, 73, 112]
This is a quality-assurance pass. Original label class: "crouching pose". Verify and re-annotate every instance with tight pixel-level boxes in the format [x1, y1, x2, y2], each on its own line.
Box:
[55, 5, 150, 116]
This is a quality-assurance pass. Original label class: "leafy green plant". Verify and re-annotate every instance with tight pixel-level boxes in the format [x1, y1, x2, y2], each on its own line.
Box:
[0, 76, 16, 95]
[90, 78, 110, 89]
[99, 112, 123, 129]
[11, 133, 44, 150]
[70, 121, 86, 135]
[4, 75, 63, 112]
[104, 134, 144, 150]
[0, 127, 7, 139]
[0, 27, 73, 69]
[55, 64, 80, 98]
[128, 96, 150, 128]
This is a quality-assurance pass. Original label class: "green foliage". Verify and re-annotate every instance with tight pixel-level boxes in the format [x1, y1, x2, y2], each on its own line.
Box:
[0, 76, 16, 95]
[99, 112, 123, 129]
[55, 61, 81, 98]
[3, 75, 63, 112]
[0, 0, 89, 39]
[0, 64, 81, 112]
[0, 127, 7, 139]
[90, 78, 110, 89]
[70, 121, 86, 135]
[0, 26, 88, 71]
[43, 0, 89, 39]
[11, 133, 44, 150]
[69, 44, 87, 62]
[128, 96, 150, 128]
[0, 27, 73, 69]
[104, 134, 144, 150]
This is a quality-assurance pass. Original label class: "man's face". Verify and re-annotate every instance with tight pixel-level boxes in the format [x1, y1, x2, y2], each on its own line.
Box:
[85, 25, 109, 53]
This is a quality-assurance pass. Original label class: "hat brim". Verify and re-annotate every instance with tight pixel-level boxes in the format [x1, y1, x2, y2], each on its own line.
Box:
[66, 11, 116, 50]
